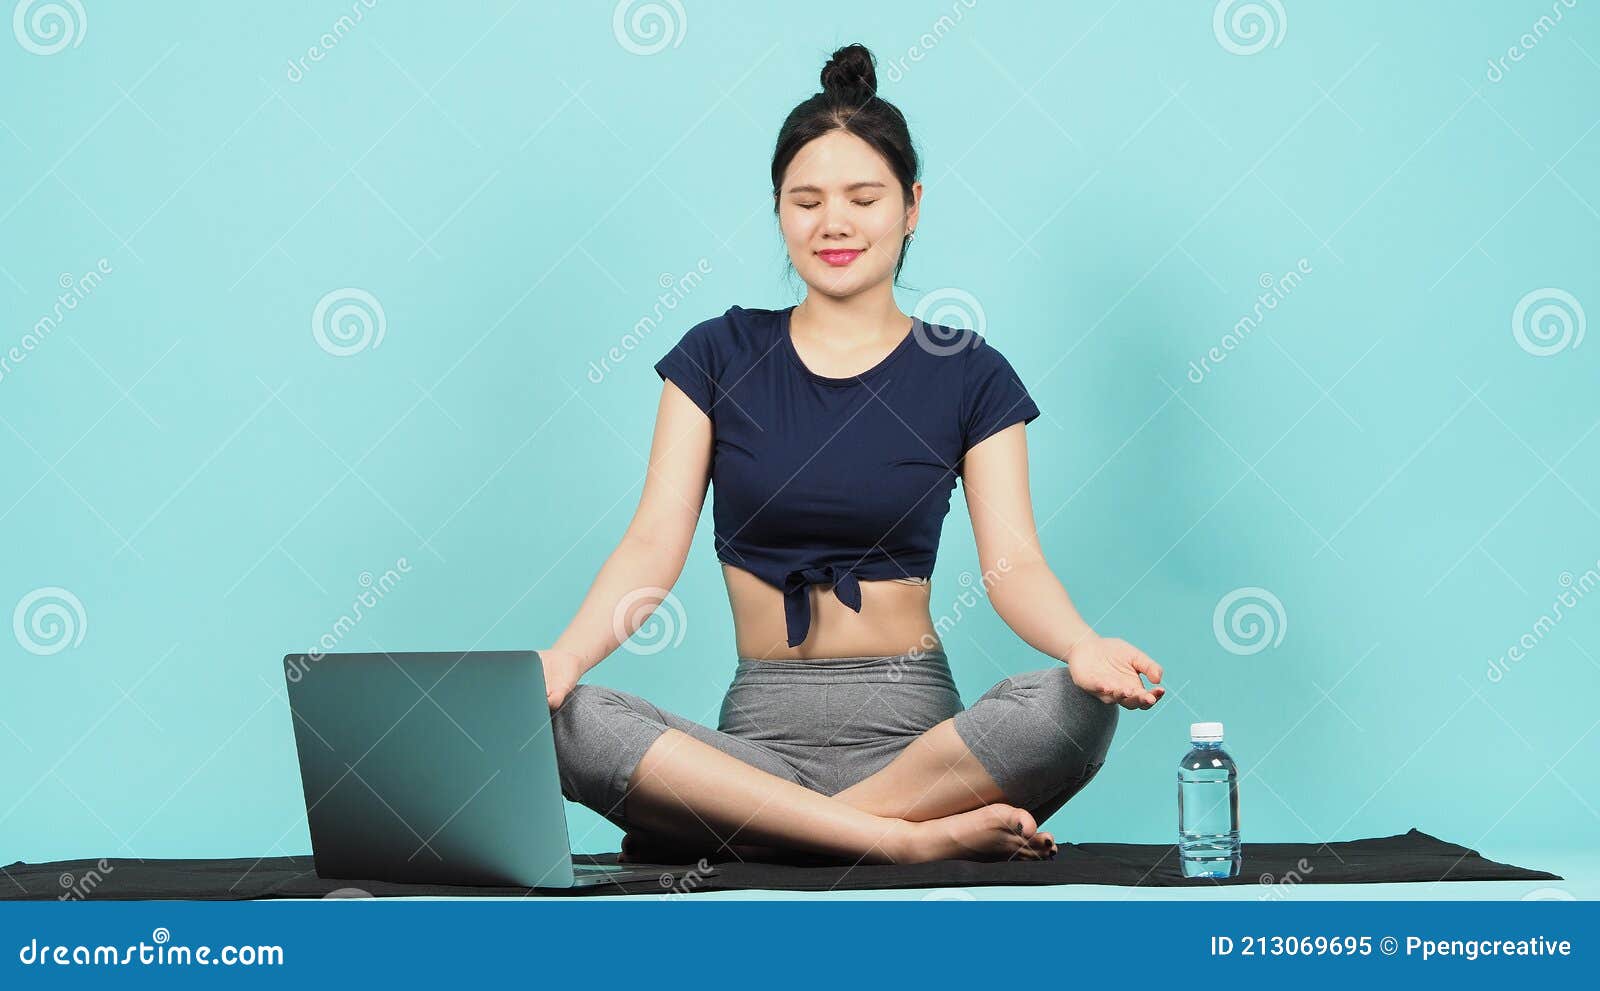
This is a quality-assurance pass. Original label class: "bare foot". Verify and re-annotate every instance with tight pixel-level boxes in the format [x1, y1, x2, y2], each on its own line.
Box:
[618, 812, 1059, 867]
[893, 804, 1051, 863]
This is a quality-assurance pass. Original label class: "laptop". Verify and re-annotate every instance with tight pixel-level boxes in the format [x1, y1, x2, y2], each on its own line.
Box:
[281, 649, 670, 889]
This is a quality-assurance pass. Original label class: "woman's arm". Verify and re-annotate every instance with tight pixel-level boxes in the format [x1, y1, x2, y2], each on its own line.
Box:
[539, 380, 713, 703]
[962, 423, 1164, 710]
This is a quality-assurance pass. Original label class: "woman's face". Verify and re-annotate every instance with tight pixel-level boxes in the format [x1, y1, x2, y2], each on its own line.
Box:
[776, 130, 920, 298]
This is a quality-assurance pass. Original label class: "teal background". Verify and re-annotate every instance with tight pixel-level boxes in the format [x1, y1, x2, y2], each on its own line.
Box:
[2, 0, 1597, 870]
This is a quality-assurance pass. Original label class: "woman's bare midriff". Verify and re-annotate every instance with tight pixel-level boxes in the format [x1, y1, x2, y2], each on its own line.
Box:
[721, 561, 943, 661]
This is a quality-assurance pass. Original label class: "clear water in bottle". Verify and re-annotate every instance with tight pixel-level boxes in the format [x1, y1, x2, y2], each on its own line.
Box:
[1178, 721, 1240, 878]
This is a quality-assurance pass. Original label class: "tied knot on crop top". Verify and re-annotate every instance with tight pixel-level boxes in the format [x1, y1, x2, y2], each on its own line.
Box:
[653, 305, 1041, 648]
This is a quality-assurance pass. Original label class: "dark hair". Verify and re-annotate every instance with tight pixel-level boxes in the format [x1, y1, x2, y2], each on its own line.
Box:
[771, 43, 921, 287]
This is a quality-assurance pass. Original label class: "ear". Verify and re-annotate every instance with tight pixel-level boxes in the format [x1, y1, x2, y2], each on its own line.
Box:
[905, 180, 923, 231]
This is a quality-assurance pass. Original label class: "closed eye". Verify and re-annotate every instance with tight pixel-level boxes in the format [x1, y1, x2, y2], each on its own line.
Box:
[798, 201, 878, 209]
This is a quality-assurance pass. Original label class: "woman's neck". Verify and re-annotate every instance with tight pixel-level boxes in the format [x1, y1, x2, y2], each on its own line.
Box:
[793, 289, 908, 346]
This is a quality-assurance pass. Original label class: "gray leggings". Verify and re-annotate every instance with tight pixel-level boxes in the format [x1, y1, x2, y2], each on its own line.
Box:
[549, 648, 1118, 831]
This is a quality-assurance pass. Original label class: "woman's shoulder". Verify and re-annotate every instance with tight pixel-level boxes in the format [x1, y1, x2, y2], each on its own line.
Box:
[958, 330, 1023, 374]
[906, 323, 1013, 381]
[724, 303, 788, 336]
[658, 305, 783, 375]
[680, 304, 782, 349]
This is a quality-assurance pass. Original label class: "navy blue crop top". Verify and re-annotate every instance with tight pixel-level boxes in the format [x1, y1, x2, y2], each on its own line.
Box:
[652, 304, 1040, 648]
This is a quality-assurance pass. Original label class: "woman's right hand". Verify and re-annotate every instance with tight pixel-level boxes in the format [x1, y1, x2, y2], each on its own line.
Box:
[536, 648, 587, 709]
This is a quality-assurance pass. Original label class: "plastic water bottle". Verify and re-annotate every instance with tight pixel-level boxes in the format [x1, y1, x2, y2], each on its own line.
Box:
[1178, 721, 1241, 878]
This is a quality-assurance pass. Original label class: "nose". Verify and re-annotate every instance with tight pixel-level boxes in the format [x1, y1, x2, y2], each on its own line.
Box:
[821, 201, 853, 237]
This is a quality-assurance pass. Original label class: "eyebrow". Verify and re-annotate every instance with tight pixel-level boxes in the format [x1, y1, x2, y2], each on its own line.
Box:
[784, 181, 888, 195]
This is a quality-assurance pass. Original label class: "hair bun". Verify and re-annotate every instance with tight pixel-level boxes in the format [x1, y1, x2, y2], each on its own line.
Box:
[820, 43, 878, 104]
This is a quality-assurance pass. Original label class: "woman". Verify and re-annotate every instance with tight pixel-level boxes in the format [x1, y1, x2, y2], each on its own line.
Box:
[536, 43, 1164, 866]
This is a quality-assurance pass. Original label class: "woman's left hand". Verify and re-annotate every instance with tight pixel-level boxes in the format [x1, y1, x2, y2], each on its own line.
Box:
[1064, 636, 1165, 709]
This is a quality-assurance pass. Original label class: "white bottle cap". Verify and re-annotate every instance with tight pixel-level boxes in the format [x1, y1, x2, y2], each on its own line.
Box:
[1190, 721, 1224, 742]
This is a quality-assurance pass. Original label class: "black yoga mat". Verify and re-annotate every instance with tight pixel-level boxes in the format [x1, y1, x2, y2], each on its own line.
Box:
[0, 828, 1560, 900]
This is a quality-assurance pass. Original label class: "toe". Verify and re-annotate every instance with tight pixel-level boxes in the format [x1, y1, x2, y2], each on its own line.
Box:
[1014, 807, 1038, 839]
[1012, 840, 1042, 861]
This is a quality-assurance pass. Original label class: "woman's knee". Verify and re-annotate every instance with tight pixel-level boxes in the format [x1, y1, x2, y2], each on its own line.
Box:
[550, 683, 632, 743]
[548, 683, 656, 812]
[965, 666, 1119, 801]
[1028, 665, 1119, 766]
[1043, 669, 1120, 755]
